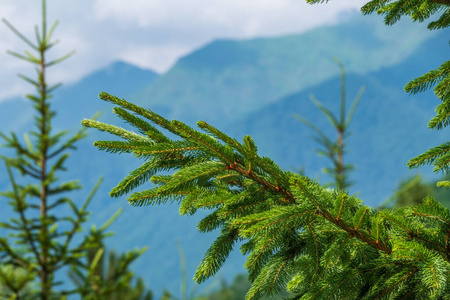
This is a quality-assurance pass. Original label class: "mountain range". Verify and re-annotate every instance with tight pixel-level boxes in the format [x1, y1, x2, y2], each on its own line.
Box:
[0, 12, 449, 297]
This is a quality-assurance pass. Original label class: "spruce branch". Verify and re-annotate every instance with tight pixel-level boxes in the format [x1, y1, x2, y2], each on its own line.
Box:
[407, 142, 450, 172]
[193, 227, 239, 283]
[82, 93, 434, 298]
[82, 0, 450, 297]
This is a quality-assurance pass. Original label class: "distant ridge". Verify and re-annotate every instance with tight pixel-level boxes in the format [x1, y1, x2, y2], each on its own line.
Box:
[225, 28, 449, 207]
[132, 13, 438, 125]
[53, 61, 159, 128]
[0, 61, 159, 134]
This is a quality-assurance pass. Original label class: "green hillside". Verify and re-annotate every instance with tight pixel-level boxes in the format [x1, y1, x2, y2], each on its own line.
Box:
[132, 13, 436, 124]
[224, 28, 450, 208]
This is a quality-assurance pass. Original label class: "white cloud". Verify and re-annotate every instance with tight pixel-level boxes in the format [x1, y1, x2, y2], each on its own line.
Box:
[0, 0, 367, 101]
[94, 0, 169, 27]
[93, 0, 364, 37]
[117, 44, 191, 73]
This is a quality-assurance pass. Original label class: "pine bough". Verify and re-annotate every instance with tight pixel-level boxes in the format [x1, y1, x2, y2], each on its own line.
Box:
[83, 0, 450, 298]
[82, 92, 450, 299]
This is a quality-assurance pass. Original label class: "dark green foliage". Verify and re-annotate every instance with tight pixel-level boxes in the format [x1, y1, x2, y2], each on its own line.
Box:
[295, 58, 364, 190]
[202, 274, 290, 300]
[380, 174, 450, 210]
[381, 175, 433, 209]
[431, 175, 450, 207]
[68, 227, 151, 300]
[204, 276, 245, 300]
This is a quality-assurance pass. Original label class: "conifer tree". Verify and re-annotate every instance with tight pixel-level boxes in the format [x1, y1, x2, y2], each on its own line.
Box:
[161, 242, 221, 300]
[431, 175, 450, 207]
[308, 1, 450, 183]
[202, 273, 289, 300]
[82, 0, 450, 298]
[68, 229, 151, 300]
[294, 58, 365, 190]
[0, 1, 146, 299]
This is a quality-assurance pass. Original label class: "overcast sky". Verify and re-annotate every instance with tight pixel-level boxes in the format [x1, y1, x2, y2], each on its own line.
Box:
[0, 0, 367, 101]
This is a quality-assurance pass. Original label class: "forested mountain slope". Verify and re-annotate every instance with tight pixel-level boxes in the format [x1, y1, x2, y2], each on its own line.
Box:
[131, 13, 438, 124]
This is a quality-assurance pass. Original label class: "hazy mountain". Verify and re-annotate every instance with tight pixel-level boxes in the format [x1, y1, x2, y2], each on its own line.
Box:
[225, 27, 449, 208]
[131, 13, 438, 125]
[0, 61, 159, 133]
[1, 12, 449, 298]
[52, 61, 159, 128]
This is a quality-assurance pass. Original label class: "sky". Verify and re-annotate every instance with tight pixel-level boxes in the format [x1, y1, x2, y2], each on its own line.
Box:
[0, 0, 367, 101]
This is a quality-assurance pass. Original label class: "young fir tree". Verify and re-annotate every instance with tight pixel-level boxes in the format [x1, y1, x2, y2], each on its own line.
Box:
[0, 1, 147, 299]
[201, 273, 290, 300]
[68, 224, 151, 300]
[82, 0, 450, 298]
[162, 242, 223, 300]
[161, 244, 197, 300]
[294, 58, 365, 191]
